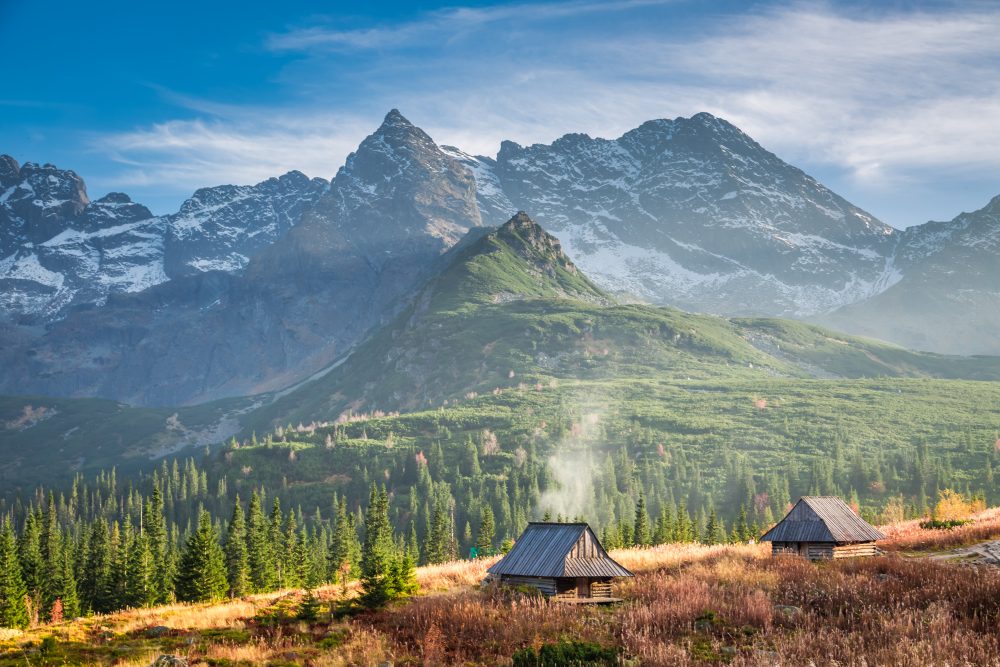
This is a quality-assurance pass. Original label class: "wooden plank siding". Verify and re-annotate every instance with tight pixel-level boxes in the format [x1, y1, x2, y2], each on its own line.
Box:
[500, 575, 557, 597]
[772, 541, 881, 560]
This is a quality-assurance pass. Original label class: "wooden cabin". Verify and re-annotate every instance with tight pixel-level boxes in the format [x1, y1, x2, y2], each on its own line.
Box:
[761, 496, 885, 560]
[487, 522, 633, 601]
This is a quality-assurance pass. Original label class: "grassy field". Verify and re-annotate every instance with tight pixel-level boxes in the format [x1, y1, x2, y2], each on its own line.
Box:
[4, 509, 1000, 666]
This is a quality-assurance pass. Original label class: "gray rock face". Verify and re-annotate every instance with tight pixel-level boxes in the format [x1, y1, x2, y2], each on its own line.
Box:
[0, 155, 326, 324]
[820, 195, 1000, 354]
[164, 170, 328, 277]
[1, 110, 996, 405]
[449, 113, 897, 317]
[0, 111, 482, 405]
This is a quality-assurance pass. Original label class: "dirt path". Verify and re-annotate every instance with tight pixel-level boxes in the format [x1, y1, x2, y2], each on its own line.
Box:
[928, 540, 1000, 565]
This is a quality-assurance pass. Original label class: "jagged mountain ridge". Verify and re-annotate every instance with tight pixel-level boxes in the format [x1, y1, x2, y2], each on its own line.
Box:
[246, 211, 1000, 431]
[446, 113, 899, 317]
[0, 111, 482, 406]
[0, 155, 327, 322]
[2, 211, 998, 486]
[0, 110, 996, 408]
[820, 195, 1000, 355]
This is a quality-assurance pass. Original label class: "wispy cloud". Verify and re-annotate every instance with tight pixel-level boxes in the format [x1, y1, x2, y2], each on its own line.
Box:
[96, 111, 372, 190]
[95, 1, 1000, 223]
[266, 0, 670, 51]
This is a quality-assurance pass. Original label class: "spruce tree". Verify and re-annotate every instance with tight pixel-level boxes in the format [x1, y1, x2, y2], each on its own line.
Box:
[17, 510, 43, 615]
[82, 520, 114, 614]
[633, 495, 651, 547]
[224, 497, 250, 598]
[475, 505, 495, 557]
[40, 493, 64, 618]
[246, 491, 274, 593]
[359, 486, 395, 608]
[56, 542, 80, 620]
[176, 511, 228, 603]
[126, 531, 155, 608]
[269, 498, 285, 589]
[328, 496, 355, 580]
[145, 487, 171, 604]
[0, 519, 29, 629]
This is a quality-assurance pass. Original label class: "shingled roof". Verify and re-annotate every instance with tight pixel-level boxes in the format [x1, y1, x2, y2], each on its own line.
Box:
[761, 496, 886, 543]
[488, 522, 633, 579]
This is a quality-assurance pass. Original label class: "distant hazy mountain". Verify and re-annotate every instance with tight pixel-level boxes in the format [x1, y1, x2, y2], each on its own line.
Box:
[820, 195, 1000, 355]
[0, 154, 327, 322]
[0, 110, 995, 407]
[445, 113, 897, 317]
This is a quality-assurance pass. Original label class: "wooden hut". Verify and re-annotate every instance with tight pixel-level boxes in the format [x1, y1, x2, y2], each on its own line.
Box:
[761, 496, 885, 560]
[487, 522, 633, 601]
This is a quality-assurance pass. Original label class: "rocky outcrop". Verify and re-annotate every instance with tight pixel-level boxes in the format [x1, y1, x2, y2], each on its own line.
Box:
[0, 111, 482, 405]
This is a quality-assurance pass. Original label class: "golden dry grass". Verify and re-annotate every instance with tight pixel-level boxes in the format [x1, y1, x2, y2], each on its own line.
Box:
[6, 519, 1000, 666]
[881, 506, 1000, 551]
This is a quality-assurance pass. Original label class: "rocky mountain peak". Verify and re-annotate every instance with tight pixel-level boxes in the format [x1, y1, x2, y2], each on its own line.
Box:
[0, 154, 19, 187]
[496, 211, 569, 264]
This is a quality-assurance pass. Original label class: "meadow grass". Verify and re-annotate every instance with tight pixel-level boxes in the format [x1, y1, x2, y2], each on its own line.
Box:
[4, 517, 1000, 666]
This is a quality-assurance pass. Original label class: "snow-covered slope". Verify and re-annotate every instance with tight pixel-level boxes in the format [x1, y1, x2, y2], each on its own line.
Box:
[451, 113, 899, 316]
[0, 155, 326, 323]
[0, 111, 482, 406]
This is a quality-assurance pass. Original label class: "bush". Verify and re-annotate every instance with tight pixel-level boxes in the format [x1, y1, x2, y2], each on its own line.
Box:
[920, 519, 970, 530]
[512, 640, 618, 666]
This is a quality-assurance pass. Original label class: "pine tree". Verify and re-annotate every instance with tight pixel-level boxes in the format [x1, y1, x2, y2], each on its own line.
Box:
[40, 493, 64, 618]
[269, 498, 286, 588]
[224, 497, 250, 598]
[359, 486, 395, 608]
[0, 519, 29, 629]
[328, 496, 357, 580]
[731, 506, 750, 544]
[475, 505, 495, 557]
[705, 509, 727, 545]
[282, 511, 304, 590]
[126, 531, 155, 608]
[145, 487, 172, 604]
[176, 511, 228, 603]
[57, 543, 80, 620]
[17, 510, 43, 613]
[247, 490, 274, 593]
[653, 505, 674, 545]
[633, 495, 651, 547]
[81, 520, 114, 614]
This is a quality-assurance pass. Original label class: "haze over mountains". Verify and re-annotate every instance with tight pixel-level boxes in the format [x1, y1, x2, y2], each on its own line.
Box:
[0, 110, 997, 406]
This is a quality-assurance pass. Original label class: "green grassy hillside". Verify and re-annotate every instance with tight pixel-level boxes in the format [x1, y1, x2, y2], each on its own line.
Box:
[2, 213, 998, 510]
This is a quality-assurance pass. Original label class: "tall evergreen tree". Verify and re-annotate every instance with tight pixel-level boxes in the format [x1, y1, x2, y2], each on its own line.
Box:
[328, 496, 357, 580]
[475, 505, 495, 556]
[176, 511, 228, 603]
[359, 486, 395, 608]
[56, 542, 80, 620]
[0, 519, 29, 629]
[633, 495, 651, 547]
[145, 487, 172, 605]
[81, 520, 114, 614]
[246, 490, 274, 593]
[17, 510, 43, 615]
[224, 497, 250, 598]
[125, 531, 155, 608]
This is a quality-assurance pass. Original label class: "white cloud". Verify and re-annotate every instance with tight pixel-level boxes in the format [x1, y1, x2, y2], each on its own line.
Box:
[266, 0, 671, 51]
[97, 113, 373, 191]
[94, 1, 1000, 220]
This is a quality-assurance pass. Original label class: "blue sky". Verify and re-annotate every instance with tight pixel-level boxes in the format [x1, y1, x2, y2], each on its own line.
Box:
[2, 0, 999, 228]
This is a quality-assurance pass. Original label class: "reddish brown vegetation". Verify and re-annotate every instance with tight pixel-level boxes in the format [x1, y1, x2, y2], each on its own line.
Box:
[370, 546, 1000, 666]
[882, 507, 1000, 551]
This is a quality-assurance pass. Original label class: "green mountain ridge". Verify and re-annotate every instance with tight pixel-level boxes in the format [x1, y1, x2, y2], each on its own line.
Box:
[1, 212, 998, 493]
